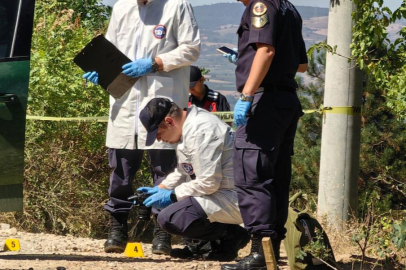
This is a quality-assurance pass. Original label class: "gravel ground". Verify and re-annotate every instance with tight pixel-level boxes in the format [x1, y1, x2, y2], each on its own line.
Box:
[0, 224, 290, 270]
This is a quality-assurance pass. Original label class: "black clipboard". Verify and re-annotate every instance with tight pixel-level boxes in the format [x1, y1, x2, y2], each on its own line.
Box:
[74, 34, 138, 99]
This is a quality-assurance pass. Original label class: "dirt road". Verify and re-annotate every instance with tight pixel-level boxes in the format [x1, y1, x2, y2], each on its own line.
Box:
[0, 224, 290, 270]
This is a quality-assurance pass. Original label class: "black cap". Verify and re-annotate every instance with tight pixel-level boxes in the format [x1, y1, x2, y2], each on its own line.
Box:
[140, 98, 173, 146]
[189, 66, 202, 89]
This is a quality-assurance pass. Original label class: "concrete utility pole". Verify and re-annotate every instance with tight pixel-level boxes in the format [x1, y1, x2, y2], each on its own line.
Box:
[317, 0, 363, 229]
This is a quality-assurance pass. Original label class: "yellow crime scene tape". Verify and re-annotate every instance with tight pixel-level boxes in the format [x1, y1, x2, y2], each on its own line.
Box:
[26, 106, 361, 123]
[303, 106, 362, 116]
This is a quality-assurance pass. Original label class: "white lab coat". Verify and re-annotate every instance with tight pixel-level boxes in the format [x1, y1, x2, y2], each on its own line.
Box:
[105, 0, 201, 149]
[161, 106, 243, 225]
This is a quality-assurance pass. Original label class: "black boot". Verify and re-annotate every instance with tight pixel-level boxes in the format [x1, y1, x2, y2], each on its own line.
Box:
[104, 212, 129, 253]
[170, 238, 214, 259]
[205, 225, 251, 262]
[221, 235, 266, 270]
[152, 217, 171, 255]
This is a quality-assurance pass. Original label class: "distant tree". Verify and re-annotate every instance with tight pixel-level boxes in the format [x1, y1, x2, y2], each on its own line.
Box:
[29, 0, 111, 117]
[292, 50, 406, 213]
[309, 0, 406, 118]
[291, 51, 325, 194]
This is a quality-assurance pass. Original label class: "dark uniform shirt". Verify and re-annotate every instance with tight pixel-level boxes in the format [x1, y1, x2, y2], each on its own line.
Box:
[188, 85, 231, 112]
[236, 0, 308, 91]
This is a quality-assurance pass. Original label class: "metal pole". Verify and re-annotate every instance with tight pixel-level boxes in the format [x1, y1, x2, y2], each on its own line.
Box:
[317, 0, 363, 229]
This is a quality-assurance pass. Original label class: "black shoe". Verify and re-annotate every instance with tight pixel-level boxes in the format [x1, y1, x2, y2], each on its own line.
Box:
[152, 218, 171, 255]
[205, 225, 251, 262]
[170, 239, 213, 259]
[221, 235, 266, 270]
[104, 213, 128, 253]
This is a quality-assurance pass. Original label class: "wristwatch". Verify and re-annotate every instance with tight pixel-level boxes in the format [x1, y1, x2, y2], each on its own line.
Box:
[151, 59, 159, 73]
[170, 191, 178, 203]
[240, 93, 254, 102]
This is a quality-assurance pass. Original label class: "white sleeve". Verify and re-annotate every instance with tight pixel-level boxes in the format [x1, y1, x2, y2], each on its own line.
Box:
[105, 6, 118, 46]
[160, 168, 187, 190]
[174, 132, 223, 201]
[157, 2, 201, 72]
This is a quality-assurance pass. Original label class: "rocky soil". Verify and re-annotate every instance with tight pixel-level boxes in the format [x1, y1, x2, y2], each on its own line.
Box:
[0, 224, 290, 270]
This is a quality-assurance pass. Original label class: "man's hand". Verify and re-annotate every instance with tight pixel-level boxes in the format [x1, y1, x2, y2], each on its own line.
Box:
[234, 99, 252, 127]
[122, 58, 153, 78]
[83, 71, 99, 85]
[223, 48, 238, 65]
[143, 188, 174, 209]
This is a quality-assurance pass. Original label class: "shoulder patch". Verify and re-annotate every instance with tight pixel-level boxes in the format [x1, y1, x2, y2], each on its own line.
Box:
[253, 2, 267, 16]
[252, 14, 269, 29]
[181, 163, 195, 175]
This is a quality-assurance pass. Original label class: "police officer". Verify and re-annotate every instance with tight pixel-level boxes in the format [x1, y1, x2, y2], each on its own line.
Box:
[82, 0, 200, 254]
[188, 66, 231, 112]
[221, 0, 308, 269]
[137, 98, 250, 261]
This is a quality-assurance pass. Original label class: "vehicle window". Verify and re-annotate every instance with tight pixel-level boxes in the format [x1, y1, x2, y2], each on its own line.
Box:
[13, 0, 35, 57]
[0, 1, 20, 59]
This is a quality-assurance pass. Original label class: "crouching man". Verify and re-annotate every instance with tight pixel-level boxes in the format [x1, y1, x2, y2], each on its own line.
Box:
[137, 97, 249, 261]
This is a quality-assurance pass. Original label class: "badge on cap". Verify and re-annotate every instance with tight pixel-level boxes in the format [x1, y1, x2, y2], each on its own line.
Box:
[253, 2, 267, 16]
[252, 14, 269, 28]
[153, 25, 166, 39]
[182, 163, 195, 175]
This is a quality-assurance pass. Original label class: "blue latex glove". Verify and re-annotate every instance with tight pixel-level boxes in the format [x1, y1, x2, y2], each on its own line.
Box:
[223, 48, 238, 65]
[82, 71, 99, 85]
[122, 58, 153, 78]
[234, 99, 252, 127]
[137, 186, 160, 195]
[143, 188, 173, 209]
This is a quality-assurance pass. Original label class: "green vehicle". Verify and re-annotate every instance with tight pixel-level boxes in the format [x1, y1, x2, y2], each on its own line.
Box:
[0, 0, 35, 212]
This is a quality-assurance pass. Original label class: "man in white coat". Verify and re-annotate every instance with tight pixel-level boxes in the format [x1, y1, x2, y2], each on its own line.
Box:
[137, 98, 250, 261]
[82, 0, 200, 254]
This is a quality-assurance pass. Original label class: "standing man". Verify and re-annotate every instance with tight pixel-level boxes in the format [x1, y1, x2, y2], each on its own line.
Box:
[137, 98, 250, 261]
[188, 66, 231, 112]
[82, 0, 200, 254]
[221, 0, 308, 269]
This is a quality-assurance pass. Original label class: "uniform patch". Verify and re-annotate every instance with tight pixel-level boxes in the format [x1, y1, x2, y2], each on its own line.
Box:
[153, 25, 166, 39]
[182, 163, 195, 175]
[253, 2, 267, 16]
[252, 14, 269, 28]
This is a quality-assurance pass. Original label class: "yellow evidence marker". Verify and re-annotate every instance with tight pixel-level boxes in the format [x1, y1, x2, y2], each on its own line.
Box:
[4, 239, 21, 251]
[124, 242, 144, 258]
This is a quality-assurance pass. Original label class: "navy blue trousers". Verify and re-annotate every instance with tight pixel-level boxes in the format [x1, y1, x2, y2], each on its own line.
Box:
[233, 89, 302, 240]
[158, 197, 227, 241]
[104, 148, 177, 214]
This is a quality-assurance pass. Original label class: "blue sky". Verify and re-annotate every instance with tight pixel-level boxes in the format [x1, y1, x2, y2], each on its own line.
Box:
[103, 0, 403, 11]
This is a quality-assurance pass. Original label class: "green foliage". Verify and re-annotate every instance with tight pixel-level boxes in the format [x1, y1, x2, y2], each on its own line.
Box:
[298, 228, 332, 262]
[294, 47, 406, 213]
[349, 199, 406, 269]
[392, 219, 406, 250]
[291, 51, 324, 194]
[29, 0, 110, 118]
[351, 0, 406, 117]
[0, 0, 152, 237]
[199, 67, 210, 76]
[310, 1, 406, 118]
[358, 73, 406, 214]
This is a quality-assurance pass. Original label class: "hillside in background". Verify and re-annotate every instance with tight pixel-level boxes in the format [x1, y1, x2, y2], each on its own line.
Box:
[193, 3, 329, 105]
[194, 3, 328, 28]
